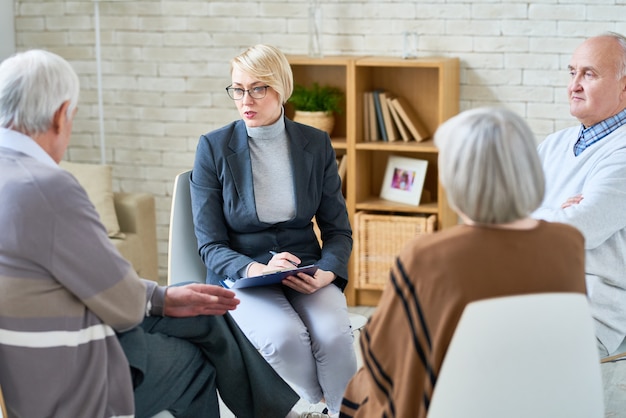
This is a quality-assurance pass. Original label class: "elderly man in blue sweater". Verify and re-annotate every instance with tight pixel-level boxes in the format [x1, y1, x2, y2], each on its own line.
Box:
[533, 31, 626, 358]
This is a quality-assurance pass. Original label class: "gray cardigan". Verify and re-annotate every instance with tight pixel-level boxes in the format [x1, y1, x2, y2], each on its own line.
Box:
[0, 139, 161, 417]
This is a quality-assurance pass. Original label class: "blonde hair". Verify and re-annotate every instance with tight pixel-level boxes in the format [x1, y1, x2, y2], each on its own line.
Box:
[435, 107, 545, 225]
[230, 44, 293, 104]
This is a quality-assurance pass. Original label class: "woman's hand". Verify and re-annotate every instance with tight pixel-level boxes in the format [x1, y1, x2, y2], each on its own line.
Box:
[267, 251, 301, 271]
[282, 268, 336, 294]
[246, 251, 301, 277]
[247, 251, 335, 293]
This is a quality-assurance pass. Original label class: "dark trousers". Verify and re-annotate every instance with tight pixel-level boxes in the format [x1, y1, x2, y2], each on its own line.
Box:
[119, 313, 299, 418]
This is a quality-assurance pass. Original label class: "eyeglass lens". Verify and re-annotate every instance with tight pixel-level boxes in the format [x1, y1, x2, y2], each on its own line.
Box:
[226, 86, 268, 100]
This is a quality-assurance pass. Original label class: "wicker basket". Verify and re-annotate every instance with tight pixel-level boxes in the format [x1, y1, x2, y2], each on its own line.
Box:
[354, 212, 437, 289]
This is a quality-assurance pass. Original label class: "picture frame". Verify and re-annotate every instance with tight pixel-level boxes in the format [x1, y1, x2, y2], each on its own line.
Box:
[380, 155, 428, 206]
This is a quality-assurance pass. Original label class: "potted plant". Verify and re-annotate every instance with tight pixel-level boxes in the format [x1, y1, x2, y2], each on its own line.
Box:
[288, 82, 343, 135]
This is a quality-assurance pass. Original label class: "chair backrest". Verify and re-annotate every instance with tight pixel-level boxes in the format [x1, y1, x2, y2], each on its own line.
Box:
[0, 385, 6, 418]
[167, 170, 207, 285]
[427, 292, 604, 418]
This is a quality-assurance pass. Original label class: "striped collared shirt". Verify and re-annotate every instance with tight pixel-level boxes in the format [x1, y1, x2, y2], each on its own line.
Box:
[574, 108, 626, 156]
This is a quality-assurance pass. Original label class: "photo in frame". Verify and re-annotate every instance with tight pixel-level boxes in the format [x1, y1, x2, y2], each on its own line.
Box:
[380, 155, 428, 205]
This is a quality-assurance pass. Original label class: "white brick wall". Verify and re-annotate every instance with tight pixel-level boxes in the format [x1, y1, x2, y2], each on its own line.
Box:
[12, 0, 626, 281]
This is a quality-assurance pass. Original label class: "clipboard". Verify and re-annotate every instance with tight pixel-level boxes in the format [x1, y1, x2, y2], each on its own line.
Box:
[220, 265, 319, 289]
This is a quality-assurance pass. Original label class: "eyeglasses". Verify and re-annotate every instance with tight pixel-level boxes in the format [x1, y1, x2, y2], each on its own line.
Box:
[225, 85, 270, 100]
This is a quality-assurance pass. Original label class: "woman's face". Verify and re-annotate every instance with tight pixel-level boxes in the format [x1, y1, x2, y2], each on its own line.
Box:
[231, 67, 283, 128]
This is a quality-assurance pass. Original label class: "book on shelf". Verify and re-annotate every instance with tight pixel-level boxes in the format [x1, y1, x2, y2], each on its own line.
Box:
[366, 91, 379, 141]
[390, 96, 430, 142]
[363, 92, 371, 142]
[387, 95, 411, 142]
[379, 92, 400, 142]
[372, 90, 388, 141]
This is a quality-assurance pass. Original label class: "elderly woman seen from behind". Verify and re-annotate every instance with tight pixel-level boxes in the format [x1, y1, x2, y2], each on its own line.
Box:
[340, 107, 588, 418]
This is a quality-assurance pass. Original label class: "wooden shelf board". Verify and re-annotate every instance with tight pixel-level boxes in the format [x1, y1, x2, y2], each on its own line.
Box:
[356, 199, 438, 214]
[354, 288, 384, 306]
[356, 283, 386, 291]
[356, 56, 457, 68]
[356, 139, 437, 152]
[330, 138, 347, 149]
[287, 55, 355, 65]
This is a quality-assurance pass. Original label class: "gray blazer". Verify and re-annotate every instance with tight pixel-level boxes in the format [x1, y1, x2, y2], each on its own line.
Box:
[190, 116, 352, 289]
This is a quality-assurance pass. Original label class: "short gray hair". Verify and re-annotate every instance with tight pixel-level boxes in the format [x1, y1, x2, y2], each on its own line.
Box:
[0, 49, 79, 136]
[230, 44, 293, 105]
[435, 107, 545, 225]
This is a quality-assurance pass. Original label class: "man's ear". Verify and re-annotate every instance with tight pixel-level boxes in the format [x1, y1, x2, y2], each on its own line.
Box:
[51, 101, 71, 134]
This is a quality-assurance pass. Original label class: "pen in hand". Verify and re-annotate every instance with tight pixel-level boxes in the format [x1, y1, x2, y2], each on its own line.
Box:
[269, 251, 299, 267]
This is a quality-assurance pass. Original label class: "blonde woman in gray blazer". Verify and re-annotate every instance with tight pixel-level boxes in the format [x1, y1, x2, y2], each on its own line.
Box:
[191, 44, 356, 417]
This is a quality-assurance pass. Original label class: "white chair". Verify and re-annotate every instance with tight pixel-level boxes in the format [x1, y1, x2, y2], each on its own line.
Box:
[168, 170, 206, 285]
[156, 169, 204, 418]
[427, 292, 604, 418]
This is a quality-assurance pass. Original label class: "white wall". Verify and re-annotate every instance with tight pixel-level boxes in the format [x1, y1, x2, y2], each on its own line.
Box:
[0, 0, 15, 61]
[12, 0, 626, 280]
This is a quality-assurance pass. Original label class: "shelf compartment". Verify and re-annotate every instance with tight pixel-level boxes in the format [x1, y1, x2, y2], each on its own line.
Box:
[354, 149, 440, 213]
[354, 57, 459, 145]
[354, 212, 437, 290]
[286, 56, 355, 143]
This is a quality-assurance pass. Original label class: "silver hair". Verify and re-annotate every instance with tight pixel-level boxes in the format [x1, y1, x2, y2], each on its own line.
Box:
[230, 44, 293, 105]
[0, 49, 79, 136]
[435, 107, 545, 225]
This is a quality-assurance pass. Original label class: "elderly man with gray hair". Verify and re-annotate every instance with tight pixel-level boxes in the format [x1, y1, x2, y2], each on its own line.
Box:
[0, 49, 299, 418]
[533, 32, 626, 359]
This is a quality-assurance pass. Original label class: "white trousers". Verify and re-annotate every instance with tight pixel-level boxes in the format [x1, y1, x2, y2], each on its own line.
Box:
[229, 284, 357, 414]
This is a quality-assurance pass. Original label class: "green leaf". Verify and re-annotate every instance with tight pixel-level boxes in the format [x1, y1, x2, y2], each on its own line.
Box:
[288, 82, 343, 114]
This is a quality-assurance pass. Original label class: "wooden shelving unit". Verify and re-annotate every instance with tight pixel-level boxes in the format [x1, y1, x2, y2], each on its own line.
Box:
[287, 55, 460, 306]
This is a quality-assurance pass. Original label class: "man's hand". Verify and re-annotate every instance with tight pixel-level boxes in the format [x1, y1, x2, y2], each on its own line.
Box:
[163, 283, 240, 317]
[282, 268, 336, 294]
[561, 193, 584, 209]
